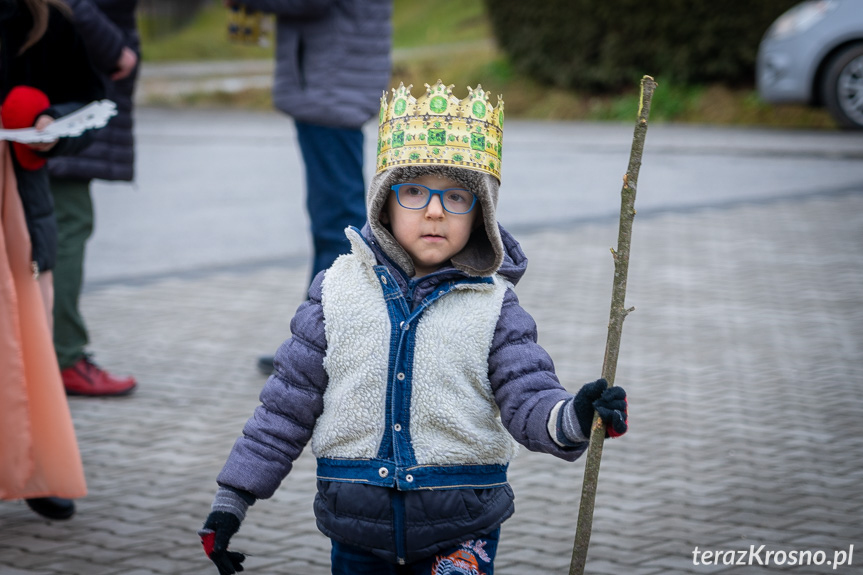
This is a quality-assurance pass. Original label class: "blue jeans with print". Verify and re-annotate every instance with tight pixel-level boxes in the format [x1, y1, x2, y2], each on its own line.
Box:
[294, 120, 367, 283]
[331, 529, 500, 575]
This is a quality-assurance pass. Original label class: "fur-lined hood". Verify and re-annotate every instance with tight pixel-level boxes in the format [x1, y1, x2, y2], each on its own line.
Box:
[367, 165, 505, 277]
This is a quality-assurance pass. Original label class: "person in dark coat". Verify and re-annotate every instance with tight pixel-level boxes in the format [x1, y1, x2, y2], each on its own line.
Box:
[46, 0, 139, 397]
[224, 0, 393, 375]
[0, 0, 106, 522]
[1, 0, 104, 279]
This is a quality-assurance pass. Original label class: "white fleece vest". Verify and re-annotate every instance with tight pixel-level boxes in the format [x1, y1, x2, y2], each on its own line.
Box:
[312, 231, 519, 470]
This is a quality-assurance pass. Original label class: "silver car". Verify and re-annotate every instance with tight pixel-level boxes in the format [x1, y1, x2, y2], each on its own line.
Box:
[757, 0, 863, 129]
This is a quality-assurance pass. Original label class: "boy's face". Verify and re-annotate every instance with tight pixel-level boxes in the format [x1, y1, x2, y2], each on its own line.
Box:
[381, 174, 479, 278]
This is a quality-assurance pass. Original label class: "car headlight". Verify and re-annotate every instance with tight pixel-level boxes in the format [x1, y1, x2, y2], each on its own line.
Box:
[766, 0, 838, 40]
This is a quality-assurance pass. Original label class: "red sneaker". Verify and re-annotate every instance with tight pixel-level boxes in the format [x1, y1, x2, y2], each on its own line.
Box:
[62, 356, 137, 397]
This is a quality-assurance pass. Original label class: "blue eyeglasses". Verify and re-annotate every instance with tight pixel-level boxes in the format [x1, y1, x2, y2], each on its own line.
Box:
[390, 183, 477, 215]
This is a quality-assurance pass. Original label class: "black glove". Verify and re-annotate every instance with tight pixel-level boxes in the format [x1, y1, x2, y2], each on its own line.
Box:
[199, 511, 245, 575]
[573, 378, 628, 438]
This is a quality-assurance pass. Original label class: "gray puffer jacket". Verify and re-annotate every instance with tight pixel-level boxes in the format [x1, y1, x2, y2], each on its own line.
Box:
[216, 224, 586, 563]
[237, 0, 392, 128]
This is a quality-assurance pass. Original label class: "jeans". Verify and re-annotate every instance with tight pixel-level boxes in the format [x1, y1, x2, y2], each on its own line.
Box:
[294, 120, 367, 282]
[49, 177, 93, 369]
[331, 529, 499, 575]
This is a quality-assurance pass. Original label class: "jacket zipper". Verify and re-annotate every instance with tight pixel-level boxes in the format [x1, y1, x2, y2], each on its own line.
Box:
[393, 489, 406, 564]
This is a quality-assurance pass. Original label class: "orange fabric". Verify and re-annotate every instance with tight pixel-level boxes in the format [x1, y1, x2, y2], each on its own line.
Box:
[0, 140, 86, 500]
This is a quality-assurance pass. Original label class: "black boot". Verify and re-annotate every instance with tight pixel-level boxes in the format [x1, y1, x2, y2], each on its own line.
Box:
[26, 497, 75, 520]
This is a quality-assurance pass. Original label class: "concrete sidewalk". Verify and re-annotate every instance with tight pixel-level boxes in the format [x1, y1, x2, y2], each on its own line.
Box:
[1, 183, 861, 574]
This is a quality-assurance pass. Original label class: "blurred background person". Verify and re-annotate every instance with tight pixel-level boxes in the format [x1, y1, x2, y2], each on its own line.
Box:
[47, 0, 140, 397]
[223, 0, 392, 374]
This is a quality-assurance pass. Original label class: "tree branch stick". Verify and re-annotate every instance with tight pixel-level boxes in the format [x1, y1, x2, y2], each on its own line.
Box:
[569, 75, 657, 575]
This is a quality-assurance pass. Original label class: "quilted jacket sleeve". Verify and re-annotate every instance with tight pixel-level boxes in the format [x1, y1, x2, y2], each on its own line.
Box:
[216, 273, 329, 499]
[63, 0, 127, 74]
[488, 288, 587, 462]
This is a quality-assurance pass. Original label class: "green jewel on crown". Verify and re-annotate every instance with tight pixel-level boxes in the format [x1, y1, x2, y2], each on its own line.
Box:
[428, 129, 446, 146]
[468, 85, 491, 120]
[430, 97, 447, 113]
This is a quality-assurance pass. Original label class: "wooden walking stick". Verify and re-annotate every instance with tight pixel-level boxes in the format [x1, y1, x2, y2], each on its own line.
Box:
[569, 75, 657, 575]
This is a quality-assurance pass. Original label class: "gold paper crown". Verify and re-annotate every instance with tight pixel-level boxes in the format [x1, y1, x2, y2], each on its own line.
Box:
[376, 80, 504, 181]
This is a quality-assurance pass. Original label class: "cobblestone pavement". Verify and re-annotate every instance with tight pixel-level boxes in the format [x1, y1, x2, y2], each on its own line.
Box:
[2, 189, 862, 574]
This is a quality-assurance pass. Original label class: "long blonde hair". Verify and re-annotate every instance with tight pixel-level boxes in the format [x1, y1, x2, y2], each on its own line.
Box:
[19, 0, 73, 55]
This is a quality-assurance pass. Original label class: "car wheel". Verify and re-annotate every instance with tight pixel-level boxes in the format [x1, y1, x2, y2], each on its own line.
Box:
[822, 43, 863, 130]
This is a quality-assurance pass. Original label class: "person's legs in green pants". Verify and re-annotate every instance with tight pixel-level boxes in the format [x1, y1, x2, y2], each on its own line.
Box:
[50, 177, 91, 369]
[50, 177, 136, 396]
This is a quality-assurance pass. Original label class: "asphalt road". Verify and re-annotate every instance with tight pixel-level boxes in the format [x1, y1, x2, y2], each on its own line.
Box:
[85, 108, 863, 287]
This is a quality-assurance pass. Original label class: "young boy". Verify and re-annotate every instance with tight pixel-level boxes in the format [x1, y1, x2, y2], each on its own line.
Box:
[199, 81, 628, 575]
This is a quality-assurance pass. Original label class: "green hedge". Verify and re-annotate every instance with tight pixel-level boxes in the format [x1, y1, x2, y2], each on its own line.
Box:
[484, 0, 800, 91]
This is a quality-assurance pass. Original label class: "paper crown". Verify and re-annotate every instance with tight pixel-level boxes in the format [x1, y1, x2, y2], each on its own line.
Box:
[376, 80, 504, 181]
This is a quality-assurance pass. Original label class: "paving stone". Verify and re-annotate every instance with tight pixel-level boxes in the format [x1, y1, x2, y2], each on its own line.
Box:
[24, 559, 121, 575]
[0, 568, 54, 575]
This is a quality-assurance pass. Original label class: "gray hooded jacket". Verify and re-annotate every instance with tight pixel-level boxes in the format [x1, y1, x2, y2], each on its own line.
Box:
[235, 0, 392, 128]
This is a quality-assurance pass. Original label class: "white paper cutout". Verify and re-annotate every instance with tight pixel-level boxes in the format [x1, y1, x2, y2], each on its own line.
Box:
[0, 100, 117, 143]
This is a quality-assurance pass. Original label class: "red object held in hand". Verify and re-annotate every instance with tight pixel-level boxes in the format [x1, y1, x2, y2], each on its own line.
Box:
[1, 86, 51, 170]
